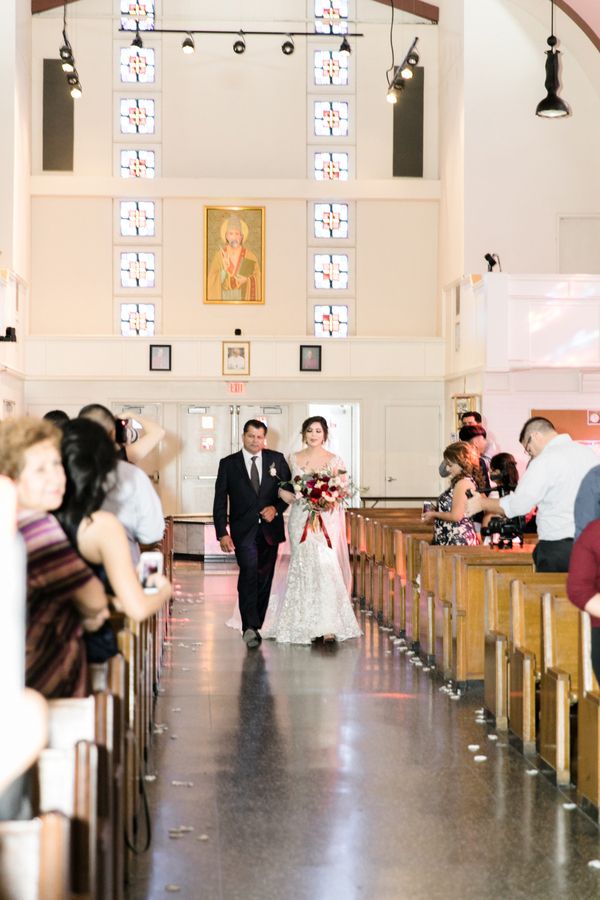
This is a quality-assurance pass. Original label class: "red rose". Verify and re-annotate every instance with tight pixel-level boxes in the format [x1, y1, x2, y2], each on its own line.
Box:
[310, 487, 322, 499]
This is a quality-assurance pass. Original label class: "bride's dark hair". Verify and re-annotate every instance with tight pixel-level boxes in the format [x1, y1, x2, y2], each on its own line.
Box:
[301, 415, 328, 442]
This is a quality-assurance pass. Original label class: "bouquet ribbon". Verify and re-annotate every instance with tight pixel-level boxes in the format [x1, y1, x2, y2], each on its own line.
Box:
[300, 511, 332, 549]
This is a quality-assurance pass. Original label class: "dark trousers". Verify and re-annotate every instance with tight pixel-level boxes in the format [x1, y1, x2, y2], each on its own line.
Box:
[592, 628, 600, 686]
[533, 538, 574, 573]
[234, 525, 279, 632]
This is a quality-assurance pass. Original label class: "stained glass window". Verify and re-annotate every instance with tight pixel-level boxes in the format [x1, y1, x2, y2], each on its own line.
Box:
[120, 302, 156, 335]
[314, 151, 349, 181]
[120, 251, 156, 288]
[314, 254, 349, 290]
[120, 47, 155, 83]
[314, 50, 349, 86]
[120, 149, 156, 178]
[120, 98, 155, 135]
[314, 101, 349, 137]
[314, 203, 349, 239]
[120, 0, 155, 31]
[314, 0, 349, 34]
[120, 200, 156, 237]
[314, 305, 349, 337]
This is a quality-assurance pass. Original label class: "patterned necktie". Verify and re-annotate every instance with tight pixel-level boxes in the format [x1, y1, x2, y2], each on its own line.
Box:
[250, 455, 260, 494]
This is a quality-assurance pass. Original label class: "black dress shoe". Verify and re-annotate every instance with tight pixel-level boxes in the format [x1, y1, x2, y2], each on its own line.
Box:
[243, 628, 260, 649]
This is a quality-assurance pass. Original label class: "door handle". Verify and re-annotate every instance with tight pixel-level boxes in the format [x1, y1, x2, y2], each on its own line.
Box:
[386, 476, 397, 482]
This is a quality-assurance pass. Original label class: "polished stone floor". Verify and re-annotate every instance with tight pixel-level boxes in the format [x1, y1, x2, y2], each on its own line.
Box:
[129, 562, 600, 900]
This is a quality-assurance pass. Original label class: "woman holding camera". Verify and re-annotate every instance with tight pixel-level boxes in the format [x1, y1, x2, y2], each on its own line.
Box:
[422, 441, 483, 546]
[55, 419, 171, 659]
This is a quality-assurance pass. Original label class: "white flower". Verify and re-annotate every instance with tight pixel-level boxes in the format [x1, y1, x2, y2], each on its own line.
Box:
[269, 463, 277, 477]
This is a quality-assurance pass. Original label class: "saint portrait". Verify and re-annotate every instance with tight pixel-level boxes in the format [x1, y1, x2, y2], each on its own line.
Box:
[205, 206, 265, 304]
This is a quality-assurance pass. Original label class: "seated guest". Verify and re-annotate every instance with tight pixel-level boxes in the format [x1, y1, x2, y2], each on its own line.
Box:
[567, 520, 600, 683]
[0, 417, 108, 698]
[78, 403, 165, 562]
[56, 419, 171, 643]
[423, 442, 482, 546]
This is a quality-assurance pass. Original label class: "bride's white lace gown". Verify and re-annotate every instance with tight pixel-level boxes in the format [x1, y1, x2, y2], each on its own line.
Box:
[261, 455, 361, 644]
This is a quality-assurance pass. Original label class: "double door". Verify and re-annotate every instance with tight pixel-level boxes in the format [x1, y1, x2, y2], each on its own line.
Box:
[179, 404, 290, 514]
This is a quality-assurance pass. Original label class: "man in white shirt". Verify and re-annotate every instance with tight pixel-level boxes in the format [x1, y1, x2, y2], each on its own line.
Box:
[468, 416, 598, 571]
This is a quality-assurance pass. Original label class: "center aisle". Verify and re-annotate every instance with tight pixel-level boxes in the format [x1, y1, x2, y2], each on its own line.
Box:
[129, 562, 600, 900]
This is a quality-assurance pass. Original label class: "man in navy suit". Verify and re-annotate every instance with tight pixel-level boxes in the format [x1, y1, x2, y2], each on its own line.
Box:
[213, 419, 292, 648]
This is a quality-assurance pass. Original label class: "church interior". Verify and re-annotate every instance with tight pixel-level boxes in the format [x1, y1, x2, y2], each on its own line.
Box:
[3, 0, 600, 897]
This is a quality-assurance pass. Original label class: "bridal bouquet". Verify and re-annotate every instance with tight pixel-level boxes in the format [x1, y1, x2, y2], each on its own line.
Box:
[285, 465, 354, 546]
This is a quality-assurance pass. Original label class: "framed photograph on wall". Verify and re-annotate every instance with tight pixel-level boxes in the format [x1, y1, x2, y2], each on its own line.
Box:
[204, 206, 265, 304]
[149, 344, 171, 371]
[299, 345, 322, 372]
[452, 394, 480, 433]
[222, 340, 250, 376]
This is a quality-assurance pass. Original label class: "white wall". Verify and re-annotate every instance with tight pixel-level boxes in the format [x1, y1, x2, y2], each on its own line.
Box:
[463, 0, 600, 275]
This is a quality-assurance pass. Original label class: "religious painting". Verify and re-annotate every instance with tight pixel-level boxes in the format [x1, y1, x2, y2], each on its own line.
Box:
[222, 341, 250, 376]
[452, 394, 480, 434]
[204, 206, 265, 304]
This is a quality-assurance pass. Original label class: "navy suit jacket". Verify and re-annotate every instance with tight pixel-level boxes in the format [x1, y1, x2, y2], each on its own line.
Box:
[213, 449, 291, 546]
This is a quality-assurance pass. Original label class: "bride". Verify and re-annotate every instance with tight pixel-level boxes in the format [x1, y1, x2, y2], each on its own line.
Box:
[261, 415, 361, 644]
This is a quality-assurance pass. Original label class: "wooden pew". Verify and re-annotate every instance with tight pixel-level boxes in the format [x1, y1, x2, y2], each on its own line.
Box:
[483, 570, 567, 730]
[539, 591, 577, 785]
[0, 812, 70, 900]
[451, 549, 534, 687]
[577, 612, 600, 814]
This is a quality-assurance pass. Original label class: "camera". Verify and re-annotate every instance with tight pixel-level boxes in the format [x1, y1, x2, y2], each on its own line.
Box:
[114, 416, 139, 445]
[481, 516, 524, 550]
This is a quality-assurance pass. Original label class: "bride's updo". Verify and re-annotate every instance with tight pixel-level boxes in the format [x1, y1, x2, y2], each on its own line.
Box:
[301, 415, 328, 443]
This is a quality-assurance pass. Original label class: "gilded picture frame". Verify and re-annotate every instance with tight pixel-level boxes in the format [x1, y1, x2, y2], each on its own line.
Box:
[452, 394, 480, 433]
[222, 341, 250, 376]
[204, 206, 265, 305]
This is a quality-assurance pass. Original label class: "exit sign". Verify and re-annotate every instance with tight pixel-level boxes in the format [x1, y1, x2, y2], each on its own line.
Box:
[227, 382, 246, 394]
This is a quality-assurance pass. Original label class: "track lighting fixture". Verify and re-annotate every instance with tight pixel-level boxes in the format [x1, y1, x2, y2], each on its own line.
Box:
[60, 3, 82, 99]
[131, 28, 143, 49]
[535, 0, 570, 118]
[182, 33, 195, 54]
[385, 7, 420, 105]
[233, 32, 246, 54]
[339, 35, 351, 56]
[281, 35, 294, 56]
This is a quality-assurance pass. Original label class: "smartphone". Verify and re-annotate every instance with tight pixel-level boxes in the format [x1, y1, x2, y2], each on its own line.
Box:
[138, 551, 163, 594]
[422, 501, 434, 515]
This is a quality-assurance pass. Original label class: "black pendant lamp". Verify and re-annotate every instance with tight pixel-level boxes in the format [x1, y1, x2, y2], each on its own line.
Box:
[536, 0, 570, 118]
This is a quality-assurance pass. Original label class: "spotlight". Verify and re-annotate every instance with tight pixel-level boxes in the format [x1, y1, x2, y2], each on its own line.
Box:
[182, 33, 195, 54]
[233, 32, 246, 54]
[339, 35, 351, 55]
[131, 28, 143, 49]
[407, 50, 419, 66]
[67, 74, 82, 99]
[60, 51, 75, 73]
[400, 64, 413, 80]
[386, 83, 404, 104]
[536, 1, 570, 118]
[484, 253, 499, 272]
[281, 35, 294, 56]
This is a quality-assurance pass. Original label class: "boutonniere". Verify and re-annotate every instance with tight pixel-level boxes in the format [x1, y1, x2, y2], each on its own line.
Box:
[269, 463, 277, 478]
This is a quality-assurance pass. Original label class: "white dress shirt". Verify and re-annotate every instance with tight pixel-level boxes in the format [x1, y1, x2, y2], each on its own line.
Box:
[500, 433, 598, 540]
[241, 447, 262, 483]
